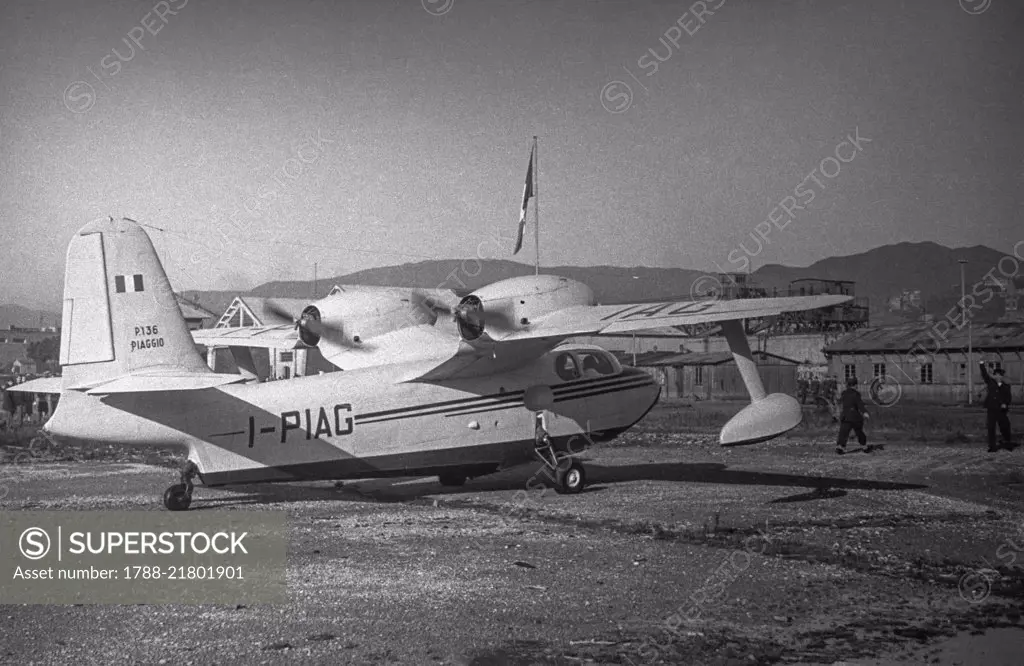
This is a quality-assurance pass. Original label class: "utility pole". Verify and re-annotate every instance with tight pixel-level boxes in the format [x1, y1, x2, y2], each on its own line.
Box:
[959, 259, 971, 404]
[313, 262, 318, 299]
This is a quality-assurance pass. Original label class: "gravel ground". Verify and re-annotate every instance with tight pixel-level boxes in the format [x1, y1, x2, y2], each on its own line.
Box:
[0, 430, 1022, 665]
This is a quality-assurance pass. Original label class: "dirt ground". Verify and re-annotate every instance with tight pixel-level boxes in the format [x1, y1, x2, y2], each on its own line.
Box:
[0, 407, 1022, 665]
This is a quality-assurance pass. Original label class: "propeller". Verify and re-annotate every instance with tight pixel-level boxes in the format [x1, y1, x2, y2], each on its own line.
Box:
[411, 290, 517, 332]
[265, 301, 368, 351]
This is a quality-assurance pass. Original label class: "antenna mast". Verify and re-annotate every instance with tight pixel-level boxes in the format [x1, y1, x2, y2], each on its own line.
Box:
[533, 135, 540, 276]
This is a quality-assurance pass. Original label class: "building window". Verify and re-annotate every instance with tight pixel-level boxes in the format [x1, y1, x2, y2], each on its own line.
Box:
[133, 274, 145, 292]
[873, 363, 886, 378]
[987, 361, 1002, 374]
[694, 366, 704, 385]
[958, 363, 967, 381]
[279, 351, 294, 363]
[843, 364, 856, 382]
[114, 275, 126, 293]
[919, 363, 933, 384]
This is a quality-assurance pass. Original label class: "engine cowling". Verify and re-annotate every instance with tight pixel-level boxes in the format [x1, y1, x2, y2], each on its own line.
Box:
[283, 287, 455, 355]
[453, 275, 595, 342]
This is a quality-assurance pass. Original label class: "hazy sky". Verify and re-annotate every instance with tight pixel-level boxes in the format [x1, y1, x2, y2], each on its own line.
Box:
[1, 0, 1021, 308]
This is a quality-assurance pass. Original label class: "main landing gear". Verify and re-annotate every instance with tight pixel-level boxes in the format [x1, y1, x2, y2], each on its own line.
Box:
[533, 439, 586, 494]
[163, 460, 199, 511]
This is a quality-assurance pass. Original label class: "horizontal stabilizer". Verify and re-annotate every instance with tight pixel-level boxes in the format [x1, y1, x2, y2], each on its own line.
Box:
[4, 377, 62, 395]
[79, 373, 245, 395]
[192, 326, 302, 349]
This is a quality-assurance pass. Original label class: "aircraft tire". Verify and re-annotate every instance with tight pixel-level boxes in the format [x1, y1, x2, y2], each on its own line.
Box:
[556, 460, 586, 495]
[438, 472, 467, 487]
[163, 483, 192, 511]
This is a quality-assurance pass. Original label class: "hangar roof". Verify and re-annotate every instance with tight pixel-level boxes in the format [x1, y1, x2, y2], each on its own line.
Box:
[824, 322, 1024, 354]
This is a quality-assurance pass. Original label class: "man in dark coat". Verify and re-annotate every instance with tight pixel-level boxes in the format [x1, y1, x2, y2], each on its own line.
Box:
[979, 361, 1013, 452]
[1, 382, 14, 430]
[836, 377, 875, 454]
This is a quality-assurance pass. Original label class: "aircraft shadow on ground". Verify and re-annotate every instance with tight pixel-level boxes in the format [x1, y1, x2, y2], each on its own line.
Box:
[193, 461, 925, 509]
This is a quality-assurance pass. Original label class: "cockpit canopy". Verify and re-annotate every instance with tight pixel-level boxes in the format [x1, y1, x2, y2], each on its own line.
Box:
[553, 347, 621, 381]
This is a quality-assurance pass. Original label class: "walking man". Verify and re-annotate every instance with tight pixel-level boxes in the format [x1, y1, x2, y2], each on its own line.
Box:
[836, 377, 875, 454]
[979, 361, 1013, 452]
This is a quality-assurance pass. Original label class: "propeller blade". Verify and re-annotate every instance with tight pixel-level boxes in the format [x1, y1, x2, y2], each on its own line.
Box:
[412, 290, 518, 332]
[264, 301, 299, 325]
[264, 301, 369, 351]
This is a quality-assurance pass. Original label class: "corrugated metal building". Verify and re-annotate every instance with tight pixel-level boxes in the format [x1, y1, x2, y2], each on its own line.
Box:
[622, 350, 800, 400]
[823, 322, 1024, 403]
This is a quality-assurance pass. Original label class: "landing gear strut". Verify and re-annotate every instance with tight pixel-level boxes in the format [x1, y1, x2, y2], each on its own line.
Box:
[533, 439, 586, 495]
[163, 460, 199, 511]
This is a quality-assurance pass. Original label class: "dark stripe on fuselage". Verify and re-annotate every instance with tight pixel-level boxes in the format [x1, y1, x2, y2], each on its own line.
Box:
[362, 375, 658, 424]
[353, 373, 639, 423]
[355, 390, 525, 421]
[358, 393, 526, 424]
[554, 378, 656, 403]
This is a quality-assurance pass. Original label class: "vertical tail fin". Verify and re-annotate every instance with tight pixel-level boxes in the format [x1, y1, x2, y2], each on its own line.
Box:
[60, 217, 212, 390]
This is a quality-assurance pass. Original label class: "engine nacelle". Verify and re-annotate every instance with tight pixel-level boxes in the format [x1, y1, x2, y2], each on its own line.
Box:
[456, 275, 595, 341]
[295, 287, 456, 352]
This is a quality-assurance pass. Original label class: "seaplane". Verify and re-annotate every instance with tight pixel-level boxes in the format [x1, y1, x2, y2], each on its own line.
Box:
[11, 217, 849, 510]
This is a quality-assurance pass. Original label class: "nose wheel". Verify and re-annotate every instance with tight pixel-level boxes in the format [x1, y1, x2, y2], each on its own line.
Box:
[533, 440, 587, 494]
[163, 460, 199, 511]
[556, 459, 586, 494]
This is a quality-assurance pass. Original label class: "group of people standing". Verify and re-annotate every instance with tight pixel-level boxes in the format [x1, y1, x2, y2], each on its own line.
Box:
[797, 375, 840, 408]
[0, 379, 50, 430]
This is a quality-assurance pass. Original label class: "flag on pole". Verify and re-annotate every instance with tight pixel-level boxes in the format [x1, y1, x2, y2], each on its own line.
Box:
[513, 146, 534, 255]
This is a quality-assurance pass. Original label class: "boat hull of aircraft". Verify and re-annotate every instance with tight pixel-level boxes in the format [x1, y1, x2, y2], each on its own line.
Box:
[43, 349, 661, 488]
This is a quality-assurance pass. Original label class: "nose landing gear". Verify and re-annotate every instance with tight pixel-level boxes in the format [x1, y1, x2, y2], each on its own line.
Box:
[163, 460, 199, 511]
[533, 439, 586, 495]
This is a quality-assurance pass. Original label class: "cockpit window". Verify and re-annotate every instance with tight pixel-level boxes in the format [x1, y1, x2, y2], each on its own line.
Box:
[555, 352, 580, 381]
[578, 350, 615, 376]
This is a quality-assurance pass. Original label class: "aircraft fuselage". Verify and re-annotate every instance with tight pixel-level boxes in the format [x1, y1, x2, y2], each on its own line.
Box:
[44, 345, 660, 486]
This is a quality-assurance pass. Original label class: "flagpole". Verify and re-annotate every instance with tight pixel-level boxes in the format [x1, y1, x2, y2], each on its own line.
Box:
[533, 135, 539, 276]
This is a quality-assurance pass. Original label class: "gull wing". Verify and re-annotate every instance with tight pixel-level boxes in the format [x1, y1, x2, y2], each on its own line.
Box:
[406, 295, 850, 381]
[505, 294, 851, 340]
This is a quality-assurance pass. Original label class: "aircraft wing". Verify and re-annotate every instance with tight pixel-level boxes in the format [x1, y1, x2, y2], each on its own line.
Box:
[501, 294, 851, 340]
[191, 325, 302, 349]
[406, 294, 850, 381]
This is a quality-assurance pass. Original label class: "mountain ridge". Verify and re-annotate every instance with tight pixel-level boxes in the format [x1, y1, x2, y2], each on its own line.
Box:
[5, 242, 1021, 329]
